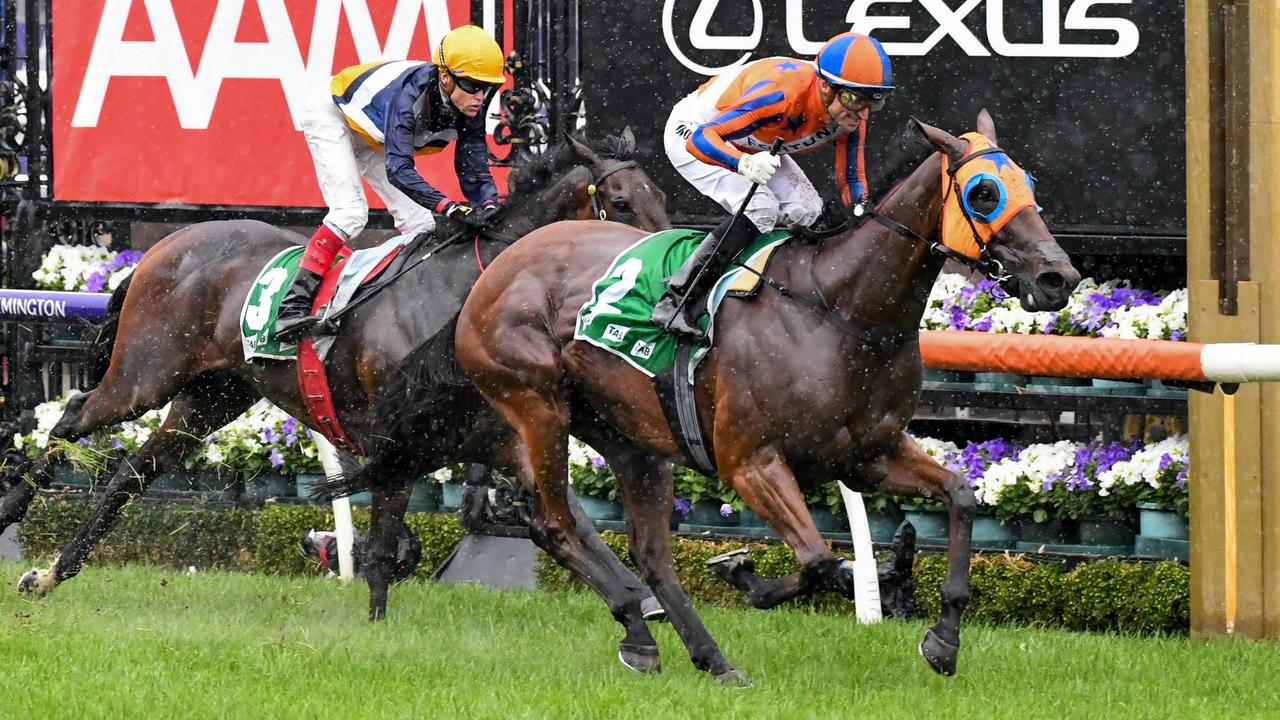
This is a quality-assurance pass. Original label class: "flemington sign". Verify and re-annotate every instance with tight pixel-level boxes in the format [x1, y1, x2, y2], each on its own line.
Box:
[51, 0, 505, 206]
[598, 0, 1184, 234]
[0, 290, 110, 324]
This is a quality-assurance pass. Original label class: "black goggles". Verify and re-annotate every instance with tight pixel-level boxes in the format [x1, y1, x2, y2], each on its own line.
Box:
[836, 87, 889, 113]
[447, 69, 498, 96]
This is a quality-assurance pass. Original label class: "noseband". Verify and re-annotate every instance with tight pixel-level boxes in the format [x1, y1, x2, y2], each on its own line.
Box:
[586, 160, 637, 220]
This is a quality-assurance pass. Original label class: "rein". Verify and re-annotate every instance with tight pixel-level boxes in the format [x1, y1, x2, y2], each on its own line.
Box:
[726, 146, 1020, 346]
[587, 160, 637, 220]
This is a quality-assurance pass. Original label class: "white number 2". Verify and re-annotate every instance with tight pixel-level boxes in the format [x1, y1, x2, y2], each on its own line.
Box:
[582, 258, 643, 327]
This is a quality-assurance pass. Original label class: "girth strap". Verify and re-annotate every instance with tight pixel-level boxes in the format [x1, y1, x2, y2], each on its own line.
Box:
[652, 342, 717, 477]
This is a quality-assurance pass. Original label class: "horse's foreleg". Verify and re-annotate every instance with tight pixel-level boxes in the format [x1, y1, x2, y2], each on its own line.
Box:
[712, 449, 838, 609]
[0, 456, 55, 533]
[611, 443, 745, 685]
[18, 382, 254, 595]
[364, 481, 415, 621]
[872, 432, 973, 677]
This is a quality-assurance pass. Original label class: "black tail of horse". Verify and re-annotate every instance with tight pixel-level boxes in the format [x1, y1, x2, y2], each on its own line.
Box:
[86, 272, 134, 388]
[313, 314, 475, 500]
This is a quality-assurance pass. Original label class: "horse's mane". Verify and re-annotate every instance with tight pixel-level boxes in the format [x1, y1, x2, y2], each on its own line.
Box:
[506, 132, 634, 202]
[868, 120, 936, 204]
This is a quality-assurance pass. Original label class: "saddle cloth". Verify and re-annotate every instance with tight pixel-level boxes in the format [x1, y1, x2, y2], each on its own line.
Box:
[574, 228, 790, 379]
[239, 234, 413, 362]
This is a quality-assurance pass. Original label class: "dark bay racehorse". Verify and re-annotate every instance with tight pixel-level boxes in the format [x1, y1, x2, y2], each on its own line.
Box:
[2, 131, 670, 614]
[447, 112, 1079, 684]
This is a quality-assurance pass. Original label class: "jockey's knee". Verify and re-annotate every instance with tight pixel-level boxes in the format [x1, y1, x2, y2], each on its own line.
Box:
[326, 207, 368, 240]
[742, 188, 780, 234]
[781, 195, 823, 227]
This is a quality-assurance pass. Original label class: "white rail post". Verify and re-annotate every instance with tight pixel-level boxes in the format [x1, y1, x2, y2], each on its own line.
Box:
[839, 481, 882, 624]
[315, 436, 355, 582]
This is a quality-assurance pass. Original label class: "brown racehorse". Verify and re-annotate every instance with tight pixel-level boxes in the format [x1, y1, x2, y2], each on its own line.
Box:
[4, 131, 670, 618]
[449, 112, 1080, 684]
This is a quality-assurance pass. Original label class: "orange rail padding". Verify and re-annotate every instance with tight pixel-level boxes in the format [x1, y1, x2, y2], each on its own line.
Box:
[919, 331, 1208, 381]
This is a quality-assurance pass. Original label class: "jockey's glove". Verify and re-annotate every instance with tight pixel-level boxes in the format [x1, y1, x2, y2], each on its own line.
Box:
[737, 151, 781, 185]
[446, 202, 497, 230]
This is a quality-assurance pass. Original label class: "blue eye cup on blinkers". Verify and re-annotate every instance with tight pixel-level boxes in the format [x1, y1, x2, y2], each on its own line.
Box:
[1025, 171, 1044, 212]
[960, 172, 1008, 223]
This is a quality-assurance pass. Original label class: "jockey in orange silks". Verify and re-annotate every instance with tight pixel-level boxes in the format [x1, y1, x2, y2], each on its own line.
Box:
[653, 32, 895, 339]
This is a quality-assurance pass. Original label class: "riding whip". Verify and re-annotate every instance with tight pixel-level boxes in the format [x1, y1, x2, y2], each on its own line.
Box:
[667, 137, 785, 323]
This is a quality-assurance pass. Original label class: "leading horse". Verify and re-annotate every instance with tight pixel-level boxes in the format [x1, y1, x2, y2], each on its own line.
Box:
[4, 131, 670, 623]
[448, 111, 1080, 684]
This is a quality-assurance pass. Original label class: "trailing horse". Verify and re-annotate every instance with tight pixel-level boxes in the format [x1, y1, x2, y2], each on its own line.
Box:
[3, 131, 670, 628]
[438, 111, 1079, 683]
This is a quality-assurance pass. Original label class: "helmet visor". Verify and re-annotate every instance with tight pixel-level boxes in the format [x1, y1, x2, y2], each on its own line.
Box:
[447, 69, 498, 96]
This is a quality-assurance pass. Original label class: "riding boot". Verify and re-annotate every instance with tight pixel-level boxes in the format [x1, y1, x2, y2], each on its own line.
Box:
[651, 217, 760, 340]
[274, 224, 347, 342]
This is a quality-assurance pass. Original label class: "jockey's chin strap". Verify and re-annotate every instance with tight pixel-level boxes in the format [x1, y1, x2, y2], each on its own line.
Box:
[586, 160, 637, 220]
[856, 145, 1013, 286]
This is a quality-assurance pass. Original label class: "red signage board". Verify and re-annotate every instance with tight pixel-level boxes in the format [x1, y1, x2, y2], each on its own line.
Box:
[52, 0, 512, 206]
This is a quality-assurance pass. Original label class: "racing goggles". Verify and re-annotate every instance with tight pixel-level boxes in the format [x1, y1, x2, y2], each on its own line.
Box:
[447, 69, 498, 96]
[836, 87, 889, 113]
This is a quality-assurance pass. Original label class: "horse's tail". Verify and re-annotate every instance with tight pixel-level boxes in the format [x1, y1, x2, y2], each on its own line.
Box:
[86, 271, 135, 388]
[311, 314, 472, 501]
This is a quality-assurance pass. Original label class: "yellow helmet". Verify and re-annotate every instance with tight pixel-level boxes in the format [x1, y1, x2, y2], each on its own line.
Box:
[436, 25, 504, 85]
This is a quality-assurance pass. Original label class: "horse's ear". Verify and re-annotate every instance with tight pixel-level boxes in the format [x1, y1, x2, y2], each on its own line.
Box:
[620, 126, 637, 155]
[910, 116, 966, 164]
[975, 109, 998, 145]
[568, 133, 603, 168]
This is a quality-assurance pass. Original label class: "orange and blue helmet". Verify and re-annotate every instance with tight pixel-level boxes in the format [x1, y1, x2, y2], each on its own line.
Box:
[815, 32, 894, 107]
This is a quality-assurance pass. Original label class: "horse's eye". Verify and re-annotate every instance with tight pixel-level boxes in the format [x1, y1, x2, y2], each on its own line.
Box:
[964, 178, 1003, 219]
[612, 200, 633, 214]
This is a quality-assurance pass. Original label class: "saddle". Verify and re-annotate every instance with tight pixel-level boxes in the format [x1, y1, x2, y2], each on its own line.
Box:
[240, 231, 440, 453]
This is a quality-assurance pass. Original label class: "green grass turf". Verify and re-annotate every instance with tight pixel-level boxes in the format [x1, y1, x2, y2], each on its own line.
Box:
[1, 560, 1277, 719]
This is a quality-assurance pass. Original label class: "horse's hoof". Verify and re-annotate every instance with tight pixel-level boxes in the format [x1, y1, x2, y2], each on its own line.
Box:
[618, 643, 661, 674]
[17, 568, 51, 595]
[706, 548, 753, 582]
[640, 595, 667, 622]
[919, 628, 959, 676]
[714, 668, 752, 688]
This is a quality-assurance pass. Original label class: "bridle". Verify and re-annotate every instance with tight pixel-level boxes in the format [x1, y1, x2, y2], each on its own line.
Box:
[858, 145, 1016, 287]
[586, 160, 637, 221]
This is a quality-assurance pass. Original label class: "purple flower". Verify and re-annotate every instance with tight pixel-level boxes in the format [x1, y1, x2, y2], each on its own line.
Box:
[281, 417, 299, 435]
[719, 503, 734, 517]
[1171, 330, 1187, 342]
[947, 303, 968, 330]
[1158, 453, 1173, 471]
[77, 437, 92, 446]
[84, 272, 107, 293]
[204, 433, 219, 442]
[971, 317, 994, 332]
[262, 427, 279, 444]
[269, 448, 284, 467]
[109, 438, 124, 450]
[284, 433, 298, 447]
[590, 455, 607, 469]
[674, 497, 692, 515]
[1176, 467, 1189, 489]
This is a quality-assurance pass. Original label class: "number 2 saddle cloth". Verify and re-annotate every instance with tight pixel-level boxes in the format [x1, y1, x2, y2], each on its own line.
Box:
[575, 228, 791, 382]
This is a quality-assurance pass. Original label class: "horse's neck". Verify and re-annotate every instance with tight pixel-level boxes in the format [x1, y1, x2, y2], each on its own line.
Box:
[497, 167, 590, 238]
[815, 152, 947, 335]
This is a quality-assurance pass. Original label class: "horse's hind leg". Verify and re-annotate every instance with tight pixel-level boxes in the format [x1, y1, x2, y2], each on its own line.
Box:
[709, 449, 840, 609]
[364, 480, 417, 622]
[870, 432, 973, 677]
[602, 436, 747, 685]
[18, 376, 256, 594]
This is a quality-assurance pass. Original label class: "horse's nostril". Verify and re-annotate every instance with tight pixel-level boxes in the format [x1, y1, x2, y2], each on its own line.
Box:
[1037, 271, 1066, 294]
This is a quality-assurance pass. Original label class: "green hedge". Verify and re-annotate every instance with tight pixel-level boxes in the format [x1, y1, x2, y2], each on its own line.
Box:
[16, 492, 1188, 634]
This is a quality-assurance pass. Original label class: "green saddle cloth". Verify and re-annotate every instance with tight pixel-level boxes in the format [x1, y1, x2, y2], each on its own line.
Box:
[574, 228, 790, 377]
[240, 247, 305, 360]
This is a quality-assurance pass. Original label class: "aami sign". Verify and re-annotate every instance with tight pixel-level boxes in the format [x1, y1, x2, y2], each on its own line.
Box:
[53, 0, 512, 206]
